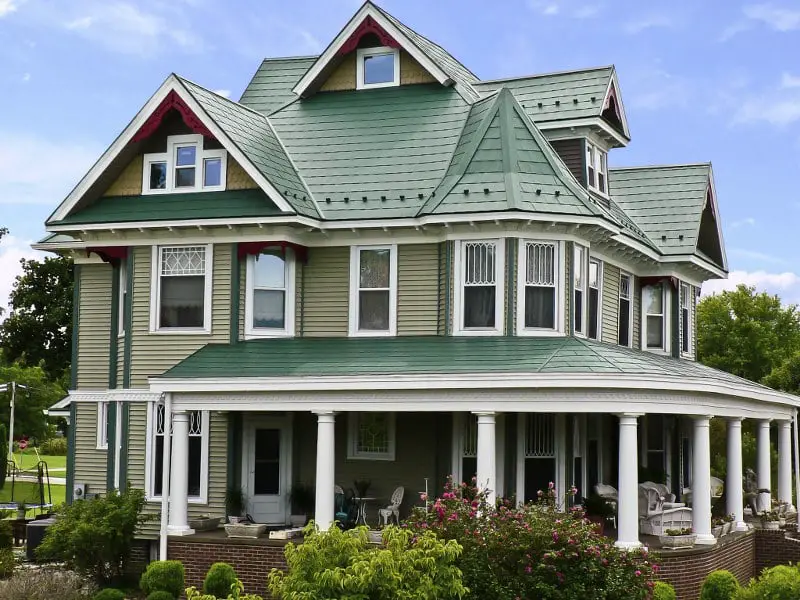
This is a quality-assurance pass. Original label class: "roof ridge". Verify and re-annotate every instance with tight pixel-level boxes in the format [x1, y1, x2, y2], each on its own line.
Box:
[575, 337, 623, 371]
[477, 65, 614, 85]
[177, 75, 268, 120]
[259, 54, 319, 62]
[610, 162, 712, 172]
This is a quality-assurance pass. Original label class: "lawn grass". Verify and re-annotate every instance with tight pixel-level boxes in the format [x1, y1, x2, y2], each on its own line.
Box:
[0, 481, 66, 516]
[11, 449, 66, 472]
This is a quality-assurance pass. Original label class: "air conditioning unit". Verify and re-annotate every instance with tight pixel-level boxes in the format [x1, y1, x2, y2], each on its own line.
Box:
[74, 482, 86, 500]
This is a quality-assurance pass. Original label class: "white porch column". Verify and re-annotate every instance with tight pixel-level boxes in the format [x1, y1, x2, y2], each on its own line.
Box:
[726, 418, 747, 532]
[757, 419, 772, 512]
[778, 420, 794, 511]
[168, 411, 193, 535]
[475, 411, 497, 506]
[616, 413, 641, 549]
[314, 411, 335, 531]
[692, 416, 715, 545]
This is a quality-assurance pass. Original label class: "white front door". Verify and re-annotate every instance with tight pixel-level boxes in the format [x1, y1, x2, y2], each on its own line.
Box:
[242, 416, 292, 525]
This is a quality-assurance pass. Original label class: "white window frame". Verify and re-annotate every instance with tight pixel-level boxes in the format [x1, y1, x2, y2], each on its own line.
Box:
[347, 412, 396, 461]
[96, 401, 109, 450]
[618, 272, 634, 348]
[516, 239, 565, 336]
[586, 141, 608, 196]
[642, 283, 670, 354]
[348, 245, 398, 337]
[356, 46, 400, 90]
[573, 244, 588, 337]
[117, 260, 127, 337]
[244, 251, 296, 339]
[453, 238, 505, 336]
[142, 134, 227, 195]
[680, 282, 693, 357]
[588, 258, 602, 341]
[149, 244, 214, 334]
[144, 401, 210, 504]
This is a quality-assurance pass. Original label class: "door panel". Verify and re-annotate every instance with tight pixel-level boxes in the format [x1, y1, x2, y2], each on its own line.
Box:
[245, 421, 290, 525]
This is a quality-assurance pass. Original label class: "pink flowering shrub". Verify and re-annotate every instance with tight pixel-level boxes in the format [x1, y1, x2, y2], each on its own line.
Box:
[404, 478, 656, 600]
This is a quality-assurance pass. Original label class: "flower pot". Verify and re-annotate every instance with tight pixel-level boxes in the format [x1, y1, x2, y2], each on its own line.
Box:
[368, 530, 383, 544]
[763, 520, 780, 530]
[224, 523, 266, 538]
[228, 516, 243, 524]
[290, 514, 307, 528]
[779, 518, 786, 527]
[190, 516, 222, 532]
[712, 525, 723, 538]
[658, 534, 696, 549]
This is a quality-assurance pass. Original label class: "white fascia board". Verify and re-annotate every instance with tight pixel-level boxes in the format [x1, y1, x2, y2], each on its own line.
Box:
[706, 165, 728, 272]
[149, 372, 800, 408]
[537, 118, 629, 147]
[292, 4, 450, 97]
[661, 254, 728, 280]
[67, 390, 161, 402]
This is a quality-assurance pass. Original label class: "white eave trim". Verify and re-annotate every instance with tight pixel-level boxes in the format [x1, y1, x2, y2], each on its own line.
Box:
[292, 3, 451, 97]
[48, 75, 296, 225]
[537, 117, 629, 147]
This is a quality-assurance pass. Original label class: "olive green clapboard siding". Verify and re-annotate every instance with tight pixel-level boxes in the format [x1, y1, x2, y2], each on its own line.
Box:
[73, 402, 107, 494]
[77, 264, 113, 389]
[601, 262, 620, 344]
[398, 244, 439, 335]
[632, 276, 642, 349]
[128, 402, 228, 538]
[129, 244, 231, 387]
[301, 247, 349, 337]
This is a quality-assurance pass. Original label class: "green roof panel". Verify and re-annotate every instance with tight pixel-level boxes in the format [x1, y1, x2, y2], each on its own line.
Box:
[240, 56, 317, 115]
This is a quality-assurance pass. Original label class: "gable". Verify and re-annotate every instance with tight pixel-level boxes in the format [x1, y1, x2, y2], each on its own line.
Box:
[320, 48, 437, 92]
[697, 189, 725, 269]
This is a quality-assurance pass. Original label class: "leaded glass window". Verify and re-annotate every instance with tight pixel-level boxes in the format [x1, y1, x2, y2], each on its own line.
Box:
[158, 246, 207, 329]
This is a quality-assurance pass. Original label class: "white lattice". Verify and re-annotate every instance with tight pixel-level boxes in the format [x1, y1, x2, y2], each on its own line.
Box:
[525, 414, 555, 458]
[463, 242, 496, 286]
[155, 403, 202, 436]
[462, 416, 477, 458]
[525, 242, 555, 286]
[161, 246, 206, 276]
[619, 274, 631, 299]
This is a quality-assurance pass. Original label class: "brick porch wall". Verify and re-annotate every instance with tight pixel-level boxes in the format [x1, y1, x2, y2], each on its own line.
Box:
[755, 528, 800, 573]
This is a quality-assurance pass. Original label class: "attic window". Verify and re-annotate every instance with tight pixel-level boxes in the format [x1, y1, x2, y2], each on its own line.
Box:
[142, 134, 227, 195]
[357, 47, 400, 89]
[586, 142, 608, 195]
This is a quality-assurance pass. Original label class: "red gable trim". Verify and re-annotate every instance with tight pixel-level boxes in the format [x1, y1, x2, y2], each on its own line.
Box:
[238, 241, 308, 264]
[337, 15, 401, 56]
[87, 246, 128, 264]
[132, 90, 214, 143]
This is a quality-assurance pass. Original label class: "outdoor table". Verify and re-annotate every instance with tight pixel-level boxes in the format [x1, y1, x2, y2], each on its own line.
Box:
[353, 496, 376, 526]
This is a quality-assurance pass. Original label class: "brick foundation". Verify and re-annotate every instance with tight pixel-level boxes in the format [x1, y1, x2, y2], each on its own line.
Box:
[755, 528, 800, 573]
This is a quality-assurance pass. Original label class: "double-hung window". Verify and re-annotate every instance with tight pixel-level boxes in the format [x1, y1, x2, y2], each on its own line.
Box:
[143, 134, 226, 194]
[349, 245, 397, 336]
[147, 402, 209, 502]
[573, 245, 587, 336]
[517, 240, 561, 334]
[456, 239, 505, 334]
[618, 273, 633, 347]
[586, 142, 608, 194]
[96, 401, 109, 449]
[347, 413, 396, 461]
[680, 282, 693, 356]
[151, 245, 213, 333]
[245, 251, 295, 338]
[588, 259, 602, 340]
[643, 283, 666, 351]
[356, 47, 400, 89]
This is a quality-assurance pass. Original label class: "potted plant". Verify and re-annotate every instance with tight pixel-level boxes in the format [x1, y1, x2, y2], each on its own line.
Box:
[581, 494, 614, 535]
[225, 486, 246, 524]
[16, 502, 26, 520]
[659, 527, 696, 549]
[353, 479, 371, 498]
[289, 483, 315, 527]
[761, 510, 780, 530]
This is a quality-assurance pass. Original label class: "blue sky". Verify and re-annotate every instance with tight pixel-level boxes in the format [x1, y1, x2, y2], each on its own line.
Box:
[1, 0, 800, 312]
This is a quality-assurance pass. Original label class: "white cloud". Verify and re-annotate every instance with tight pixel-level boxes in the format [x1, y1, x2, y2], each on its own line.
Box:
[743, 3, 800, 31]
[734, 96, 800, 126]
[0, 0, 17, 17]
[623, 15, 674, 34]
[21, 72, 30, 82]
[729, 217, 756, 229]
[781, 73, 800, 89]
[702, 270, 800, 305]
[0, 235, 43, 320]
[728, 247, 789, 265]
[0, 132, 100, 206]
[527, 0, 600, 18]
[627, 68, 690, 111]
[718, 21, 751, 42]
[212, 89, 231, 98]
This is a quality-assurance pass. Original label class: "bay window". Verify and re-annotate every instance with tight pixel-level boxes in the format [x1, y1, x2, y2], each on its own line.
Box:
[517, 240, 561, 334]
[573, 245, 587, 336]
[643, 283, 666, 351]
[349, 245, 397, 336]
[588, 258, 601, 340]
[455, 239, 504, 334]
[245, 251, 295, 337]
[151, 245, 212, 332]
[618, 272, 632, 347]
[142, 134, 226, 194]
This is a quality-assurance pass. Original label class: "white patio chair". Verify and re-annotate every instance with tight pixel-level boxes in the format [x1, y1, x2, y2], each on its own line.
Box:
[378, 486, 404, 526]
[642, 481, 675, 503]
[710, 476, 724, 499]
[638, 484, 692, 536]
[594, 484, 618, 529]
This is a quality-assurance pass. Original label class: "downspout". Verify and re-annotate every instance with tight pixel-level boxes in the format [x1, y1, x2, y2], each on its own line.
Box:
[158, 393, 173, 561]
[794, 409, 799, 533]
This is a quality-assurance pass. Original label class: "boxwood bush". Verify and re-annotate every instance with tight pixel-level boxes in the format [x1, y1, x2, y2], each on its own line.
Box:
[737, 564, 800, 599]
[139, 560, 184, 599]
[93, 589, 125, 600]
[203, 563, 238, 598]
[652, 581, 676, 600]
[700, 570, 739, 600]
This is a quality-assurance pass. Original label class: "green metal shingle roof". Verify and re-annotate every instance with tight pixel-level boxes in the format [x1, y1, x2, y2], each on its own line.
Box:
[57, 189, 282, 225]
[161, 336, 777, 396]
[240, 56, 317, 115]
[179, 77, 319, 218]
[609, 164, 711, 255]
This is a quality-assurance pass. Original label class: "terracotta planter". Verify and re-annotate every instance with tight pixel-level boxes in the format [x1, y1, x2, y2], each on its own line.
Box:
[658, 534, 696, 549]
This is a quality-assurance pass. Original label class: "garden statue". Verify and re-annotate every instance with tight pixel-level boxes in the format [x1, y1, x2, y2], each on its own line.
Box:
[743, 468, 759, 514]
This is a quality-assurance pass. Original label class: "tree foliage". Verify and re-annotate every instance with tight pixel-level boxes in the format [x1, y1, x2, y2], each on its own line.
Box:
[0, 361, 65, 442]
[0, 254, 74, 380]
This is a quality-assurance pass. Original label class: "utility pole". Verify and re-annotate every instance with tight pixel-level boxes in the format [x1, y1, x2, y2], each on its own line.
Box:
[0, 382, 29, 460]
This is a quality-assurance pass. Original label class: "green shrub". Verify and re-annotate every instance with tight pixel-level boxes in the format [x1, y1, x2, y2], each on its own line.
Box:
[737, 564, 800, 599]
[187, 579, 262, 599]
[700, 570, 739, 600]
[36, 487, 148, 584]
[139, 560, 184, 598]
[404, 478, 655, 600]
[652, 581, 676, 600]
[203, 563, 238, 598]
[0, 548, 15, 579]
[146, 592, 176, 600]
[0, 521, 13, 550]
[93, 589, 126, 600]
[39, 437, 68, 456]
[268, 524, 466, 600]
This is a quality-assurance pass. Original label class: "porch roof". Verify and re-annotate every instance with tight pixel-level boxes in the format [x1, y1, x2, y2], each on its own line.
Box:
[160, 336, 794, 401]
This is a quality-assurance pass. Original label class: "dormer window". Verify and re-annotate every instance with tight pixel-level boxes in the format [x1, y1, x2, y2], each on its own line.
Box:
[586, 142, 607, 194]
[357, 47, 400, 89]
[142, 134, 226, 194]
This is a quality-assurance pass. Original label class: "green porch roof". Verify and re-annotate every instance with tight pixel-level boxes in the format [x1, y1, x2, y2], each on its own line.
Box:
[57, 189, 282, 225]
[161, 336, 770, 394]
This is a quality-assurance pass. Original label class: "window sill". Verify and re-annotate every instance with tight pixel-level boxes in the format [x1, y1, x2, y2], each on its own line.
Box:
[142, 186, 224, 196]
[346, 454, 396, 462]
[244, 331, 294, 340]
[516, 329, 564, 337]
[357, 81, 399, 91]
[149, 328, 212, 335]
[453, 329, 504, 337]
[348, 329, 396, 338]
[96, 445, 108, 451]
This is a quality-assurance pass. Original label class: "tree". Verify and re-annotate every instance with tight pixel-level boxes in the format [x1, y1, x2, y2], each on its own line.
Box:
[697, 284, 800, 383]
[0, 254, 74, 380]
[0, 359, 66, 443]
